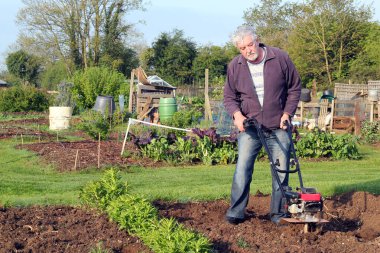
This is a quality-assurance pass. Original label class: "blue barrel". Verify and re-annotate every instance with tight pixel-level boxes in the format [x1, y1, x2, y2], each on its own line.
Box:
[159, 97, 177, 122]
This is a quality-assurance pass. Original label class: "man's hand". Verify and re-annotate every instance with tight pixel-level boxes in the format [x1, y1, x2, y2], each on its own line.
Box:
[233, 111, 247, 132]
[280, 113, 290, 130]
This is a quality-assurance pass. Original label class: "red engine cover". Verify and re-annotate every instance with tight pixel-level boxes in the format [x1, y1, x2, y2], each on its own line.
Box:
[300, 193, 321, 201]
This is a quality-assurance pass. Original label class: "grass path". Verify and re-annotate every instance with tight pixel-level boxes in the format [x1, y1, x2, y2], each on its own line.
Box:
[1, 138, 379, 206]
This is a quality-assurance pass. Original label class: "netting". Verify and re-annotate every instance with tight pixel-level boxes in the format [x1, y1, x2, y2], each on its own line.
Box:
[120, 102, 235, 155]
[121, 118, 192, 155]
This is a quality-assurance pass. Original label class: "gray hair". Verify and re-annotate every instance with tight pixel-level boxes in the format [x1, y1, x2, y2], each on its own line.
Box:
[231, 25, 259, 47]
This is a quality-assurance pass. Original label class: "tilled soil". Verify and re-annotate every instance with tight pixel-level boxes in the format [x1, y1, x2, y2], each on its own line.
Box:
[0, 206, 150, 253]
[1, 192, 379, 253]
[19, 140, 161, 171]
[156, 191, 380, 253]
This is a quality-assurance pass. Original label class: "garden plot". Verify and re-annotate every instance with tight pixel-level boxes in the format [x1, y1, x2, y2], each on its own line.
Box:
[1, 192, 379, 252]
[1, 116, 379, 252]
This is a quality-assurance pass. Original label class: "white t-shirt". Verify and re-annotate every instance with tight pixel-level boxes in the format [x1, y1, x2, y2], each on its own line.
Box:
[247, 48, 266, 106]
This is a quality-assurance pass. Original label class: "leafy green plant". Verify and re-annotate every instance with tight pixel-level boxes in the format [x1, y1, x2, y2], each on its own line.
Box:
[295, 128, 360, 159]
[141, 218, 211, 253]
[107, 195, 158, 234]
[141, 137, 171, 162]
[360, 120, 379, 144]
[80, 169, 212, 253]
[79, 168, 127, 211]
[213, 141, 238, 165]
[170, 137, 197, 164]
[76, 110, 110, 140]
[195, 136, 214, 165]
[330, 134, 361, 159]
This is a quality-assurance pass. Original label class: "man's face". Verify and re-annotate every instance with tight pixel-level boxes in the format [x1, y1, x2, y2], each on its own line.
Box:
[237, 35, 259, 62]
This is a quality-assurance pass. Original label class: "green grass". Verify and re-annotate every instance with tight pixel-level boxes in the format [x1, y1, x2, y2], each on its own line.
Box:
[1, 137, 380, 207]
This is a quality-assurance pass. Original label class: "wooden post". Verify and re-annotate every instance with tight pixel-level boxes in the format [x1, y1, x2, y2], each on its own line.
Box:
[370, 102, 374, 122]
[312, 79, 317, 97]
[97, 133, 101, 169]
[73, 149, 79, 170]
[300, 101, 304, 127]
[330, 98, 335, 131]
[128, 69, 135, 112]
[204, 69, 213, 121]
[354, 101, 361, 135]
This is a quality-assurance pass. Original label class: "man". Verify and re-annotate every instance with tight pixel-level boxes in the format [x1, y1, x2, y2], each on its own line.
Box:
[223, 25, 301, 225]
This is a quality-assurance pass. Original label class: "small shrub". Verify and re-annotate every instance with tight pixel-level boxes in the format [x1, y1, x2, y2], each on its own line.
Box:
[0, 85, 50, 112]
[70, 66, 126, 110]
[76, 110, 110, 140]
[79, 168, 127, 211]
[360, 120, 379, 144]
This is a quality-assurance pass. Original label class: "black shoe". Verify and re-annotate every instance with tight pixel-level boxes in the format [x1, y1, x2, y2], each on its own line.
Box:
[226, 216, 245, 225]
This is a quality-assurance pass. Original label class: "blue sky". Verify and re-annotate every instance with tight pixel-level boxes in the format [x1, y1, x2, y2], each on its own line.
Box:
[1, 0, 379, 70]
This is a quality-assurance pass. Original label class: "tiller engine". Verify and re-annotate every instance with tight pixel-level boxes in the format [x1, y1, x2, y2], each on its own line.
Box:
[243, 117, 328, 232]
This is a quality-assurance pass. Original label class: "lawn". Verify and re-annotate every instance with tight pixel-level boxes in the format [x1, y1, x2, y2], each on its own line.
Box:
[1, 137, 379, 207]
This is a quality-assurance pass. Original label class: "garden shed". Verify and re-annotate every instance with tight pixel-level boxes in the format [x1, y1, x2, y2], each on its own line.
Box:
[296, 81, 379, 134]
[128, 67, 176, 120]
[331, 81, 379, 133]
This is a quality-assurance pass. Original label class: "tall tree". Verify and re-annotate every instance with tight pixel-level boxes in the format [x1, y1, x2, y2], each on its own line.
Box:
[348, 22, 380, 82]
[287, 0, 371, 89]
[192, 45, 229, 83]
[17, 0, 144, 72]
[243, 0, 298, 49]
[149, 29, 197, 85]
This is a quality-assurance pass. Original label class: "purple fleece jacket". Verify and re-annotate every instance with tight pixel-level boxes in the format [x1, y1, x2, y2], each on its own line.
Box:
[223, 44, 301, 129]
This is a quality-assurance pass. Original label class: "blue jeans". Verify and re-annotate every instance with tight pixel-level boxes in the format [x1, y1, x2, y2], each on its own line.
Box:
[226, 127, 290, 219]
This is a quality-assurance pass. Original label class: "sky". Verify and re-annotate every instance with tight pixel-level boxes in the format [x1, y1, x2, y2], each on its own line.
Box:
[1, 0, 379, 70]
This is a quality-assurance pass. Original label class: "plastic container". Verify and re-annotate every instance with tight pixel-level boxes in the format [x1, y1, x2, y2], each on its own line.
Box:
[159, 97, 177, 122]
[300, 88, 311, 102]
[93, 95, 115, 116]
[49, 106, 73, 130]
[368, 90, 378, 102]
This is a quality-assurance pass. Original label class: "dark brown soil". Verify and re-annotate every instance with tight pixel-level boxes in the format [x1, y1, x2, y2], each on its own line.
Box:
[155, 191, 380, 253]
[0, 206, 150, 253]
[1, 193, 379, 253]
[19, 140, 160, 171]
